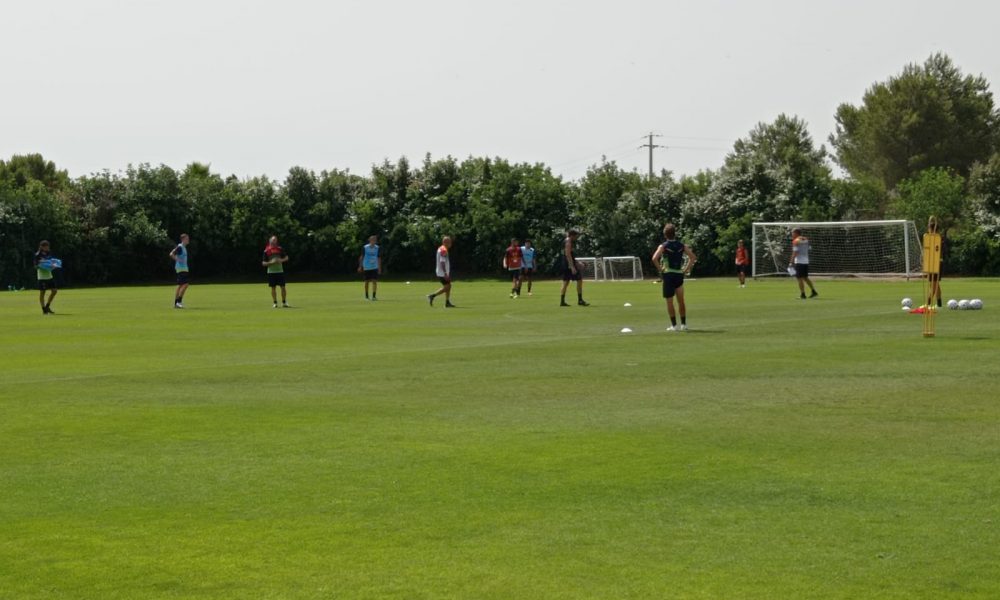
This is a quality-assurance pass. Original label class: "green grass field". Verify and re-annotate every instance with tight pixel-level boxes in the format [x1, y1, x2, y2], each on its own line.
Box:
[2, 277, 999, 599]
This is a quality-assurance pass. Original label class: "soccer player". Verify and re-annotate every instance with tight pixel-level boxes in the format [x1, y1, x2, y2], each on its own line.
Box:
[735, 239, 749, 287]
[169, 233, 190, 308]
[520, 239, 536, 296]
[34, 240, 58, 314]
[358, 235, 382, 300]
[559, 229, 589, 306]
[789, 228, 818, 299]
[262, 235, 290, 308]
[502, 238, 523, 298]
[651, 223, 697, 331]
[427, 236, 455, 307]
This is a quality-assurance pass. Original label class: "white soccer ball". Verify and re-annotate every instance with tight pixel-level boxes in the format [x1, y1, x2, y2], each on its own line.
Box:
[970, 299, 983, 310]
[958, 299, 970, 310]
[901, 297, 913, 309]
[947, 299, 959, 310]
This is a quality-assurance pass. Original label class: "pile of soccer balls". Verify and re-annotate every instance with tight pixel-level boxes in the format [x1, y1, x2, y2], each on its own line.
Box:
[946, 298, 984, 311]
[901, 297, 984, 311]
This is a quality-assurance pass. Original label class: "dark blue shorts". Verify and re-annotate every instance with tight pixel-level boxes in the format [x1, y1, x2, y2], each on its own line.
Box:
[38, 279, 57, 291]
[363, 269, 379, 281]
[268, 273, 286, 288]
[509, 268, 522, 279]
[562, 268, 581, 282]
[794, 264, 810, 279]
[176, 271, 190, 285]
[662, 272, 684, 298]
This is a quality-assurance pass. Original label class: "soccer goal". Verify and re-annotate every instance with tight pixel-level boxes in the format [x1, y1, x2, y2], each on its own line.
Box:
[751, 220, 923, 279]
[602, 256, 644, 281]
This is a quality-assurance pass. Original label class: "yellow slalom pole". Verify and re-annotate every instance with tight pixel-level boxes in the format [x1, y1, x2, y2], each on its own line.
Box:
[921, 217, 942, 338]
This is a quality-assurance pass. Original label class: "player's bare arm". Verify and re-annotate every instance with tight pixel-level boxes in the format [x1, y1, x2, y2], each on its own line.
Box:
[684, 246, 697, 275]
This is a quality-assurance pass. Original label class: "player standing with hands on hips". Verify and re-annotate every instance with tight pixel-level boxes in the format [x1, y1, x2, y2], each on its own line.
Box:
[170, 233, 190, 308]
[652, 223, 697, 331]
[789, 228, 818, 299]
[559, 229, 589, 307]
[520, 239, 536, 296]
[359, 235, 381, 301]
[262, 235, 290, 308]
[427, 236, 455, 307]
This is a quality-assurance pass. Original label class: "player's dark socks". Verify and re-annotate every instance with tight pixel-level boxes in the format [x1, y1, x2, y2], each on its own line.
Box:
[41, 305, 49, 314]
[810, 290, 818, 298]
[681, 316, 686, 325]
[427, 294, 435, 306]
[670, 316, 677, 326]
[937, 298, 942, 307]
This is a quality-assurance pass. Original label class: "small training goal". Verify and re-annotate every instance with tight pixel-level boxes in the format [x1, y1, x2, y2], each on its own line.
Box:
[574, 257, 644, 281]
[752, 220, 923, 279]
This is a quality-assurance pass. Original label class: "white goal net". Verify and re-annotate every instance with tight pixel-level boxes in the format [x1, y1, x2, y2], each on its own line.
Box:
[603, 256, 644, 281]
[574, 257, 643, 281]
[752, 220, 923, 278]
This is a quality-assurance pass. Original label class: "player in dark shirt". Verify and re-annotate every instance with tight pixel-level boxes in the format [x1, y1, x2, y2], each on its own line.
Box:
[651, 223, 697, 331]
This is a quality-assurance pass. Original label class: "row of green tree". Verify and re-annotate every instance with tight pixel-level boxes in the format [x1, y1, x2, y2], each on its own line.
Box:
[2, 53, 999, 287]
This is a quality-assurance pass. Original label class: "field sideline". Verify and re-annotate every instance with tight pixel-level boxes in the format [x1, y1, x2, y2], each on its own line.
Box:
[2, 277, 999, 599]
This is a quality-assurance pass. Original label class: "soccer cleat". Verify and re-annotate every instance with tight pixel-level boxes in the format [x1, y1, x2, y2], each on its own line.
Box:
[427, 294, 435, 306]
[560, 301, 570, 307]
[513, 293, 518, 299]
[578, 299, 590, 306]
[283, 302, 291, 308]
[174, 303, 184, 309]
[810, 290, 819, 298]
[678, 324, 688, 331]
[371, 297, 377, 301]
[800, 293, 807, 300]
[42, 306, 49, 314]
[273, 303, 278, 308]
[445, 301, 456, 308]
[666, 325, 677, 332]
[528, 292, 533, 296]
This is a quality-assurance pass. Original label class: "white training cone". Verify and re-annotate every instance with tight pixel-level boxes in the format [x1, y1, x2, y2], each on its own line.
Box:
[623, 302, 632, 307]
[620, 327, 633, 333]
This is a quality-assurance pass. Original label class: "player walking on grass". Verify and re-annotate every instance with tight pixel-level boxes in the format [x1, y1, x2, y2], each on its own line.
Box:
[652, 223, 696, 331]
[520, 239, 535, 296]
[34, 240, 58, 314]
[735, 239, 749, 288]
[359, 235, 382, 300]
[789, 228, 818, 299]
[169, 233, 190, 308]
[262, 235, 290, 308]
[559, 229, 589, 307]
[503, 238, 523, 298]
[427, 236, 455, 307]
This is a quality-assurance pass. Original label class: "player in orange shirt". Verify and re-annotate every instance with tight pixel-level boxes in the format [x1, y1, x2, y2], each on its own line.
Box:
[735, 239, 749, 288]
[502, 238, 523, 298]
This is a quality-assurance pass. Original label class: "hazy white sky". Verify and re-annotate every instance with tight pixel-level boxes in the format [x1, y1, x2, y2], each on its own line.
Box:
[3, 0, 998, 182]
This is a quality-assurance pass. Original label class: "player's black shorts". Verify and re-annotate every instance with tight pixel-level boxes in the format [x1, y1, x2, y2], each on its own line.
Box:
[521, 267, 535, 276]
[268, 273, 286, 288]
[38, 279, 57, 291]
[363, 269, 379, 281]
[176, 271, 190, 285]
[562, 267, 581, 282]
[438, 276, 451, 285]
[509, 268, 522, 279]
[662, 272, 684, 299]
[794, 264, 809, 278]
[736, 264, 749, 275]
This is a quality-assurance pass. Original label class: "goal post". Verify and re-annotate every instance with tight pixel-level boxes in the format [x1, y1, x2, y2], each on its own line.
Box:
[575, 257, 603, 281]
[751, 220, 923, 279]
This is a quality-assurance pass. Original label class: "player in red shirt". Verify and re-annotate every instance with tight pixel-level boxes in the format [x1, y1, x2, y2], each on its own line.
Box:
[735, 239, 749, 288]
[503, 238, 523, 298]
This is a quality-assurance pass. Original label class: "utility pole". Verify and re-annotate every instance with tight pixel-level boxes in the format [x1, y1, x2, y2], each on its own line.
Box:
[638, 132, 664, 179]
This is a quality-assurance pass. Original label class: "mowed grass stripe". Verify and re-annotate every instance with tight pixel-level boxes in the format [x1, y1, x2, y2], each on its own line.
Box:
[1, 278, 999, 598]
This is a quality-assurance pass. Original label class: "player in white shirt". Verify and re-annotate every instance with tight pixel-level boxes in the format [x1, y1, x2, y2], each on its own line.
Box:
[789, 228, 818, 299]
[427, 236, 455, 307]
